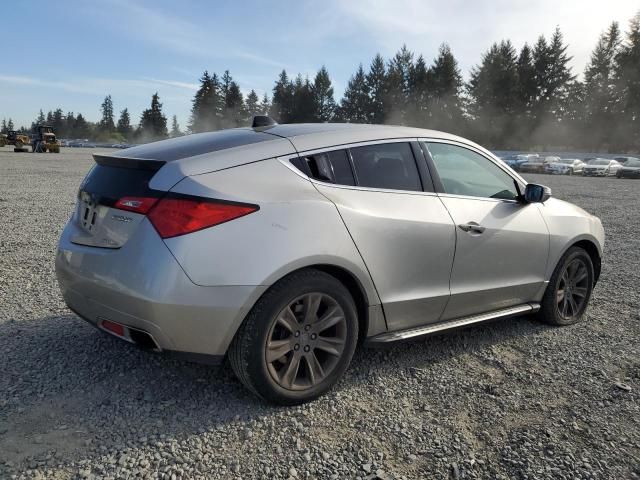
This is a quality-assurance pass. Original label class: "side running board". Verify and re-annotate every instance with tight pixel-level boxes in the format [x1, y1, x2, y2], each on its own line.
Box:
[367, 303, 540, 344]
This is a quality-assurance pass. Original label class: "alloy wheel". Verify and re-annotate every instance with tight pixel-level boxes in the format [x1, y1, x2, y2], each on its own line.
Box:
[265, 293, 347, 390]
[556, 258, 589, 320]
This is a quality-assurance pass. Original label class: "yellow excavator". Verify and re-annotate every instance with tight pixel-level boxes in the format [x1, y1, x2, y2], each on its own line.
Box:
[31, 125, 61, 153]
[5, 130, 31, 152]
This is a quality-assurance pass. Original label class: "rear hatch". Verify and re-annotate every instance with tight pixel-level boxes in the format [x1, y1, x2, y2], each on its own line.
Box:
[71, 156, 165, 248]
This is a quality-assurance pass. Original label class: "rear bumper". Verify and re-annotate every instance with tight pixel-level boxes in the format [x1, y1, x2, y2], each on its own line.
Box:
[55, 219, 267, 358]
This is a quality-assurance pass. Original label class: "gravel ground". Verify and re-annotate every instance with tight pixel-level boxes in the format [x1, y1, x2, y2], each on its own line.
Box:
[0, 146, 638, 480]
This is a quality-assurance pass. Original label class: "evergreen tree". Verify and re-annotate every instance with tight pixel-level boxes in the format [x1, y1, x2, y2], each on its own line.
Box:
[244, 89, 261, 118]
[65, 112, 75, 138]
[531, 28, 575, 147]
[406, 54, 430, 127]
[366, 54, 387, 124]
[311, 66, 336, 122]
[36, 109, 45, 124]
[220, 70, 244, 126]
[583, 22, 622, 149]
[51, 109, 65, 136]
[46, 110, 54, 125]
[7, 118, 13, 131]
[270, 70, 295, 122]
[260, 93, 271, 115]
[190, 71, 223, 132]
[1, 119, 6, 133]
[99, 95, 116, 134]
[74, 113, 91, 139]
[170, 115, 182, 137]
[468, 40, 520, 147]
[292, 75, 316, 122]
[426, 44, 464, 133]
[336, 64, 371, 123]
[223, 75, 245, 127]
[515, 43, 537, 141]
[613, 12, 640, 150]
[117, 108, 132, 140]
[139, 92, 168, 141]
[385, 45, 414, 124]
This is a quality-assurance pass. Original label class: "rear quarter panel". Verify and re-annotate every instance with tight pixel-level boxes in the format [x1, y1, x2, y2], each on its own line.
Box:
[163, 158, 380, 306]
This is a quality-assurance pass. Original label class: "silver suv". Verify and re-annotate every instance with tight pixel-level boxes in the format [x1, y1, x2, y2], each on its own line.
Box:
[56, 121, 604, 405]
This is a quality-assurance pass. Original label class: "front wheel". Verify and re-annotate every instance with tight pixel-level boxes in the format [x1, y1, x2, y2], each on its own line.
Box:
[537, 246, 594, 326]
[229, 269, 359, 405]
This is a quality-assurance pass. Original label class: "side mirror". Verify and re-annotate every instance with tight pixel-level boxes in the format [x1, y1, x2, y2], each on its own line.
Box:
[524, 183, 552, 203]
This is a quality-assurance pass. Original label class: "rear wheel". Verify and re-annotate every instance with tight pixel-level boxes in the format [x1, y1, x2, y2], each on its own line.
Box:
[229, 269, 358, 405]
[537, 246, 594, 326]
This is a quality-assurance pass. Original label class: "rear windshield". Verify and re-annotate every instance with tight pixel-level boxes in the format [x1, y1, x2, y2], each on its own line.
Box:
[80, 164, 160, 206]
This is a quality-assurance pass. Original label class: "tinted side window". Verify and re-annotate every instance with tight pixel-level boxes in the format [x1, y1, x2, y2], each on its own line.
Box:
[350, 143, 422, 191]
[426, 143, 518, 200]
[291, 150, 355, 186]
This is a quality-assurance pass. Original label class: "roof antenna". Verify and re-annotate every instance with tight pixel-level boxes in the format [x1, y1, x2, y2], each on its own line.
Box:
[252, 115, 277, 128]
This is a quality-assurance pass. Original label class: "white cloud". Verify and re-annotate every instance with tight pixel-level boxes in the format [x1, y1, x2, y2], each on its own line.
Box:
[328, 0, 640, 77]
[99, 0, 288, 69]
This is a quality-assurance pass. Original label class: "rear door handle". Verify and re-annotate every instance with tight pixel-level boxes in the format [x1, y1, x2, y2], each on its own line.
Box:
[458, 222, 486, 234]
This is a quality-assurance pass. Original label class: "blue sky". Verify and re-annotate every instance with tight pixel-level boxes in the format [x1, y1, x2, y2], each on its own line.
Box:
[1, 0, 638, 129]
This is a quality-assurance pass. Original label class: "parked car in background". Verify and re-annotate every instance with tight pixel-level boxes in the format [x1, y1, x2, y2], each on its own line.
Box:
[616, 158, 640, 178]
[502, 154, 539, 171]
[56, 120, 604, 404]
[545, 158, 585, 175]
[613, 156, 640, 165]
[583, 158, 622, 177]
[519, 155, 551, 173]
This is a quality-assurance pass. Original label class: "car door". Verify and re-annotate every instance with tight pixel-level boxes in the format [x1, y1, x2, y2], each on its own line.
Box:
[423, 141, 549, 320]
[299, 141, 456, 331]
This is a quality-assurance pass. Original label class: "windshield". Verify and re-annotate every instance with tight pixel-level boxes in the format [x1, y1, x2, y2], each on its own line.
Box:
[625, 159, 640, 167]
[590, 159, 610, 165]
[560, 159, 576, 164]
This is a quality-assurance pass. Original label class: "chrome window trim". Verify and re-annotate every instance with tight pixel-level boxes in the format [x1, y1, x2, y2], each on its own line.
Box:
[296, 137, 420, 157]
[278, 157, 439, 197]
[280, 138, 439, 196]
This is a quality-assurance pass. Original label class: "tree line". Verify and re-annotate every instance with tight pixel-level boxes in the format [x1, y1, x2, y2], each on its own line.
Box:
[0, 93, 180, 144]
[3, 11, 638, 151]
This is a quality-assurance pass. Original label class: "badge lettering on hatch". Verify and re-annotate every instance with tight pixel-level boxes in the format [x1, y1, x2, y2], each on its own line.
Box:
[111, 214, 133, 223]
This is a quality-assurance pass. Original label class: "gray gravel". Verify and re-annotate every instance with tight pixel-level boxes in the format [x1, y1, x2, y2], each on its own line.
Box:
[0, 146, 639, 480]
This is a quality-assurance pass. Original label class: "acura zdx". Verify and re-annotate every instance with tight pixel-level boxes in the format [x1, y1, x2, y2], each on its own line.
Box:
[56, 119, 604, 405]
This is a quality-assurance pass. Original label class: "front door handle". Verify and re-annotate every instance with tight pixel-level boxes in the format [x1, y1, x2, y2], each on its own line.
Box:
[458, 222, 486, 234]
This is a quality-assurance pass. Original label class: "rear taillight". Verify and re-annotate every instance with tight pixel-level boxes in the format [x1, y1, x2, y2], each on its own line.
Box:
[114, 196, 158, 214]
[147, 196, 259, 239]
[113, 193, 258, 239]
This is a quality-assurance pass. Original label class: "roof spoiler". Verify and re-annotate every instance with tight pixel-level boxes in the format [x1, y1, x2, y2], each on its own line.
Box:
[252, 115, 277, 128]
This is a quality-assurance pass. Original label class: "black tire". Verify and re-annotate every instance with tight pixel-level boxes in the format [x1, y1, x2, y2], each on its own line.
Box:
[537, 246, 594, 326]
[229, 269, 359, 405]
